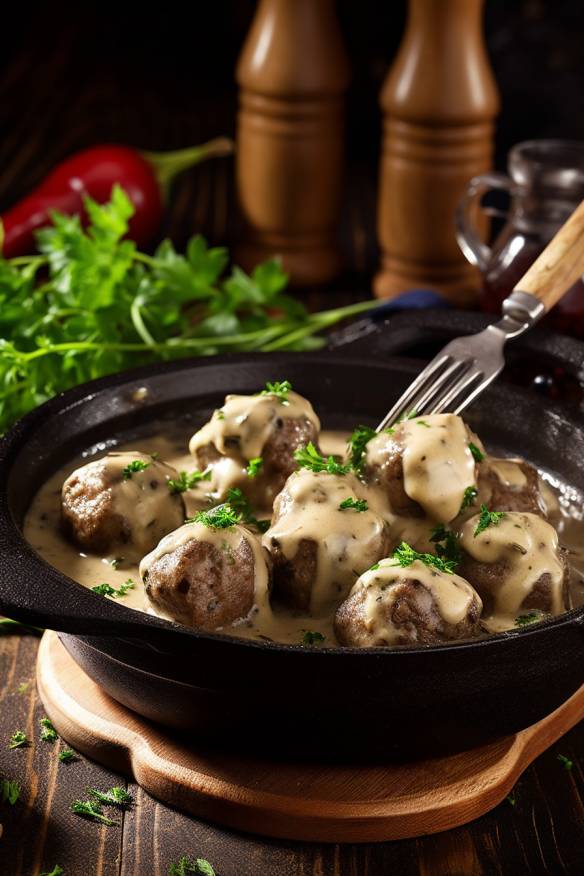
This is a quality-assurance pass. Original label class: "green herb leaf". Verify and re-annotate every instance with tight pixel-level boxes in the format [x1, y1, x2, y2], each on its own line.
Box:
[169, 856, 216, 876]
[429, 524, 461, 567]
[474, 505, 506, 537]
[301, 630, 326, 646]
[40, 717, 58, 743]
[391, 542, 457, 575]
[92, 579, 134, 598]
[459, 486, 478, 514]
[416, 419, 431, 428]
[70, 799, 118, 825]
[8, 730, 28, 749]
[506, 791, 517, 807]
[87, 786, 133, 807]
[246, 457, 263, 478]
[122, 459, 150, 480]
[168, 469, 212, 494]
[40, 867, 64, 876]
[188, 504, 242, 530]
[369, 563, 380, 571]
[514, 611, 545, 627]
[225, 487, 269, 533]
[258, 379, 292, 404]
[58, 748, 77, 763]
[557, 754, 573, 771]
[338, 497, 368, 512]
[346, 425, 377, 469]
[1, 778, 21, 804]
[294, 442, 351, 475]
[469, 442, 485, 462]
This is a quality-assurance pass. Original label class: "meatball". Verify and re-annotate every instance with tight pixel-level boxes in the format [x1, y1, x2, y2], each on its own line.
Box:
[61, 451, 185, 560]
[335, 559, 483, 647]
[189, 386, 320, 507]
[478, 457, 546, 517]
[140, 519, 271, 631]
[363, 414, 484, 523]
[458, 510, 570, 626]
[263, 468, 392, 614]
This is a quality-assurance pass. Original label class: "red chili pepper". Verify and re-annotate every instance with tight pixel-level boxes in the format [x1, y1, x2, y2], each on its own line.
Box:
[0, 137, 233, 257]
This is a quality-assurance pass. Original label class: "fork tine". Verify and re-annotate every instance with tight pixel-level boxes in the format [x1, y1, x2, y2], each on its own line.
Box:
[376, 354, 451, 431]
[407, 358, 472, 416]
[453, 369, 501, 416]
[432, 367, 484, 414]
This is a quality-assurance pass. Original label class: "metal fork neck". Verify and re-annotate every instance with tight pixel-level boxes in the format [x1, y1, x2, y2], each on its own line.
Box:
[492, 290, 546, 341]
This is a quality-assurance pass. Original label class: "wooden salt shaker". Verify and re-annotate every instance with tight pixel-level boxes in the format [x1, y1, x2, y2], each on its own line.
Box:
[375, 0, 499, 305]
[235, 0, 350, 286]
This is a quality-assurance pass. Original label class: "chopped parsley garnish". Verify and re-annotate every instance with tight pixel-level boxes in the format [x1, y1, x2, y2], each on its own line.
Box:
[430, 524, 461, 567]
[71, 799, 118, 825]
[506, 791, 517, 807]
[88, 786, 133, 807]
[391, 541, 457, 574]
[474, 505, 506, 537]
[459, 485, 478, 513]
[8, 730, 28, 749]
[215, 409, 225, 420]
[40, 717, 58, 743]
[122, 459, 151, 480]
[40, 867, 64, 876]
[301, 630, 326, 646]
[396, 409, 419, 423]
[339, 497, 368, 512]
[225, 487, 270, 533]
[294, 442, 351, 475]
[246, 457, 263, 478]
[1, 778, 21, 804]
[469, 442, 485, 463]
[514, 611, 544, 627]
[258, 380, 292, 405]
[188, 503, 242, 530]
[347, 425, 377, 469]
[58, 748, 77, 763]
[168, 468, 212, 494]
[16, 681, 30, 694]
[369, 563, 380, 571]
[169, 857, 216, 876]
[416, 420, 431, 428]
[557, 754, 573, 771]
[92, 579, 134, 598]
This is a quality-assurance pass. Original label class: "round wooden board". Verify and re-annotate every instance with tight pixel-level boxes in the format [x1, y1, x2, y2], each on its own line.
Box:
[36, 631, 584, 843]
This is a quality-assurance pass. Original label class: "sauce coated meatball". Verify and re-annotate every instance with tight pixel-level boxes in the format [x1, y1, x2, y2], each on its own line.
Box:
[140, 519, 272, 631]
[478, 458, 546, 517]
[189, 385, 320, 508]
[61, 451, 185, 560]
[335, 559, 482, 647]
[363, 414, 484, 523]
[458, 510, 570, 628]
[263, 468, 392, 614]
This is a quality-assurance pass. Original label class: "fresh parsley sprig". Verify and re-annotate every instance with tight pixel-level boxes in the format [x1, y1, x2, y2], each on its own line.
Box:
[226, 487, 270, 533]
[514, 611, 545, 627]
[258, 380, 292, 404]
[40, 717, 58, 743]
[58, 748, 77, 763]
[391, 542, 457, 575]
[0, 188, 376, 434]
[474, 505, 506, 537]
[122, 460, 150, 480]
[188, 504, 242, 530]
[92, 579, 134, 598]
[87, 786, 133, 807]
[169, 857, 216, 876]
[469, 442, 485, 462]
[338, 497, 368, 512]
[459, 486, 478, 514]
[40, 867, 64, 876]
[168, 469, 211, 494]
[246, 457, 263, 478]
[346, 425, 377, 469]
[1, 778, 20, 804]
[71, 799, 118, 825]
[301, 630, 326, 646]
[429, 524, 461, 567]
[8, 730, 28, 749]
[294, 442, 351, 475]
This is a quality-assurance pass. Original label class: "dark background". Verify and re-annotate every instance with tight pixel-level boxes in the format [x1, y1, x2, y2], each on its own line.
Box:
[1, 0, 584, 272]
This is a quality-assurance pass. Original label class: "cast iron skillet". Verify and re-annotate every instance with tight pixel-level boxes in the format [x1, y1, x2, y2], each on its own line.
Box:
[1, 310, 583, 759]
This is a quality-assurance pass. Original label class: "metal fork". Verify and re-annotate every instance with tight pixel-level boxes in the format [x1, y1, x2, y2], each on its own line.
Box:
[377, 197, 584, 431]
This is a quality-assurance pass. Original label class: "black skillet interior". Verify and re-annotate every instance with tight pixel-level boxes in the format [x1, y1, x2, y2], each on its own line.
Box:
[1, 310, 583, 758]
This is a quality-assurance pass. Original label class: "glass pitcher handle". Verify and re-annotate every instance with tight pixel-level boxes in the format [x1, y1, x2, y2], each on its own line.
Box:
[455, 172, 516, 271]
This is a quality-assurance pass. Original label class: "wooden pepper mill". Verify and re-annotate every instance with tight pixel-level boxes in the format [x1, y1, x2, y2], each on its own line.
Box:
[235, 0, 350, 286]
[375, 0, 499, 304]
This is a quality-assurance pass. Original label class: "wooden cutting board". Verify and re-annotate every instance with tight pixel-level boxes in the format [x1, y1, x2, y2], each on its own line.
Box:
[36, 631, 584, 843]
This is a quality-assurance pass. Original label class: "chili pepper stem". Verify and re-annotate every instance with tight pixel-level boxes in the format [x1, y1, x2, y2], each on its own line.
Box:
[141, 137, 234, 197]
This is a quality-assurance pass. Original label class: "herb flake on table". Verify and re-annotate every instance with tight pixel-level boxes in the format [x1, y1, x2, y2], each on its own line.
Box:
[0, 778, 21, 804]
[87, 785, 133, 807]
[294, 442, 351, 475]
[557, 753, 574, 771]
[474, 505, 506, 537]
[40, 866, 64, 876]
[338, 497, 368, 512]
[8, 730, 28, 749]
[0, 189, 376, 435]
[168, 469, 212, 494]
[169, 856, 216, 876]
[40, 717, 58, 743]
[58, 748, 77, 763]
[70, 799, 118, 825]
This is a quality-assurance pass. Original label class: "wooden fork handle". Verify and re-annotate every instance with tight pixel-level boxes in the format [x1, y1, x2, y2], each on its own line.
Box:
[514, 197, 584, 312]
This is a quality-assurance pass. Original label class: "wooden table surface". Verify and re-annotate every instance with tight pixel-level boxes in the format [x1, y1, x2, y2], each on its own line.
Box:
[1, 16, 583, 876]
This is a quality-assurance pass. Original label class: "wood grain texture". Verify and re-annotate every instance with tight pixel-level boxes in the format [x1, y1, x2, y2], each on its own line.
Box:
[515, 197, 584, 310]
[34, 631, 584, 846]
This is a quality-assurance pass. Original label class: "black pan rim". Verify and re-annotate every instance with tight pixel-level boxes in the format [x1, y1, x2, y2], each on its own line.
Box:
[1, 351, 583, 659]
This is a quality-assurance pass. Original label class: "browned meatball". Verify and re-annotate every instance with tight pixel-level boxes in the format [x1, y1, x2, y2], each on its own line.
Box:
[140, 520, 272, 631]
[458, 511, 570, 625]
[335, 559, 483, 647]
[263, 468, 392, 614]
[478, 457, 546, 517]
[362, 414, 484, 524]
[61, 451, 185, 560]
[189, 388, 320, 507]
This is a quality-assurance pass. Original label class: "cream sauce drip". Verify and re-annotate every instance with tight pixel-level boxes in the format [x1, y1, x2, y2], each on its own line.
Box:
[188, 390, 320, 461]
[460, 511, 567, 627]
[366, 414, 479, 523]
[139, 520, 271, 629]
[263, 468, 389, 615]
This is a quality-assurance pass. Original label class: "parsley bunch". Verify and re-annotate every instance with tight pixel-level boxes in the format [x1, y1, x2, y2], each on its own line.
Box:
[0, 187, 376, 433]
[391, 541, 458, 575]
[294, 442, 351, 475]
